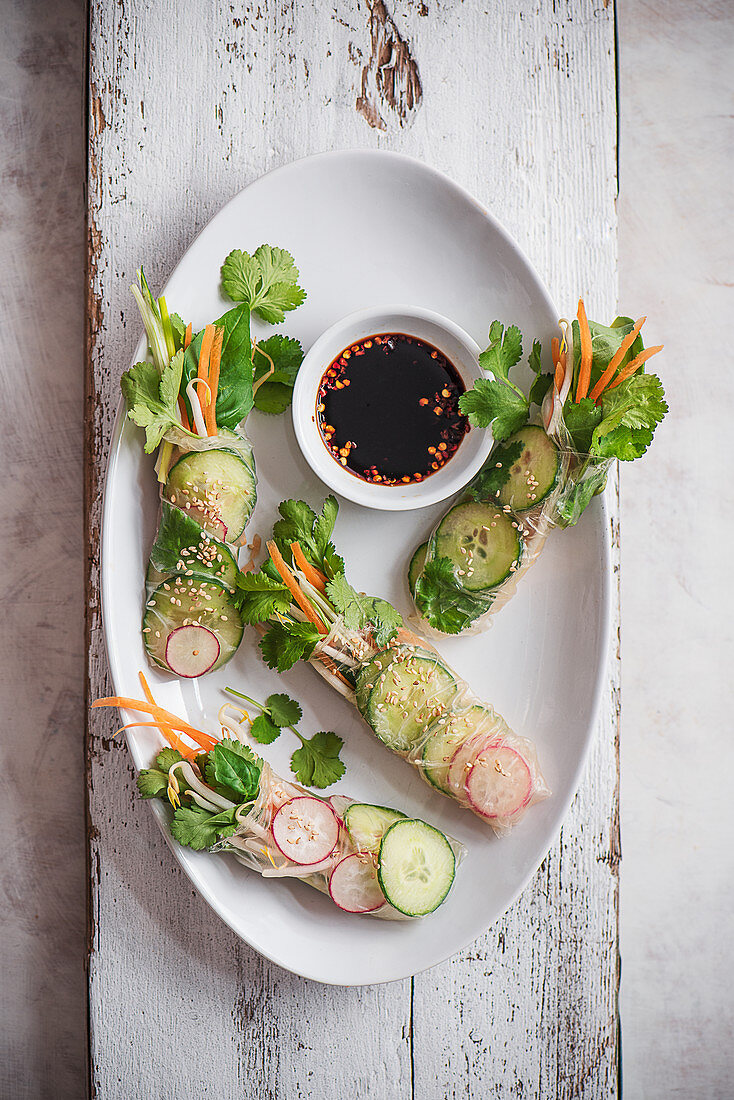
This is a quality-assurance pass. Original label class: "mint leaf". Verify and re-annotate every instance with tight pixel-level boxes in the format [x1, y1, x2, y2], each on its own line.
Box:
[326, 573, 402, 646]
[180, 305, 253, 430]
[235, 571, 292, 624]
[259, 621, 321, 672]
[250, 714, 281, 744]
[136, 768, 169, 799]
[121, 350, 185, 453]
[220, 245, 306, 324]
[210, 739, 262, 801]
[253, 335, 304, 415]
[414, 556, 491, 634]
[459, 379, 529, 441]
[266, 693, 302, 728]
[150, 502, 236, 588]
[290, 731, 345, 789]
[170, 805, 238, 851]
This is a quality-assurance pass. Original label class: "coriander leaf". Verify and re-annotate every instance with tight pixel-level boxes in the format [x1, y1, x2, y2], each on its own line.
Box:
[590, 373, 667, 461]
[266, 693, 303, 728]
[312, 496, 339, 559]
[155, 747, 184, 772]
[235, 571, 292, 624]
[563, 397, 602, 454]
[169, 312, 188, 349]
[250, 714, 281, 744]
[414, 556, 491, 634]
[170, 805, 238, 851]
[259, 621, 321, 672]
[210, 739, 262, 801]
[466, 439, 523, 501]
[253, 335, 304, 415]
[459, 379, 529, 442]
[326, 574, 403, 645]
[478, 321, 523, 389]
[121, 350, 185, 453]
[136, 768, 169, 800]
[291, 731, 345, 789]
[220, 245, 306, 324]
[272, 499, 318, 553]
[322, 543, 346, 580]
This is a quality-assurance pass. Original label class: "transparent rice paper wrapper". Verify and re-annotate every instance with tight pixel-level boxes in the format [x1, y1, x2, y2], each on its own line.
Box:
[309, 624, 550, 837]
[209, 759, 464, 920]
[410, 412, 611, 638]
[141, 424, 256, 672]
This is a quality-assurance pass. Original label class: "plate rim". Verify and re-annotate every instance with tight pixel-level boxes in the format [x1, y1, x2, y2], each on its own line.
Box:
[99, 149, 612, 985]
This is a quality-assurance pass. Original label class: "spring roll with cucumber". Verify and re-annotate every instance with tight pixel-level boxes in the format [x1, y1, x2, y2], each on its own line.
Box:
[93, 681, 463, 919]
[121, 247, 306, 676]
[235, 496, 549, 837]
[408, 304, 667, 635]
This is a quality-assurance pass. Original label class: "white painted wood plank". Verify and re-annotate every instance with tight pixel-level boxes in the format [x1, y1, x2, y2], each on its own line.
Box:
[87, 2, 619, 1097]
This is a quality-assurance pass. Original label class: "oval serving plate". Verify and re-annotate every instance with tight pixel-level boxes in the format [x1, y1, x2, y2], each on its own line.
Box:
[102, 150, 611, 985]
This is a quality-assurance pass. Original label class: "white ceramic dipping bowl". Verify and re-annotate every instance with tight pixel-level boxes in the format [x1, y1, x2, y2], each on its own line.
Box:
[292, 306, 491, 511]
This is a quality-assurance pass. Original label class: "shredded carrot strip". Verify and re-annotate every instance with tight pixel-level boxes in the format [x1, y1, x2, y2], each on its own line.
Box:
[575, 299, 593, 402]
[137, 671, 197, 758]
[605, 345, 664, 393]
[267, 541, 328, 634]
[204, 326, 223, 435]
[197, 324, 216, 409]
[183, 322, 193, 351]
[92, 697, 219, 749]
[290, 542, 327, 593]
[118, 721, 199, 757]
[177, 396, 191, 432]
[588, 317, 647, 402]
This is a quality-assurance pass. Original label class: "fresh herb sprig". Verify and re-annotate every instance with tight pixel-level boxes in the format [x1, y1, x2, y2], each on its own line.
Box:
[137, 740, 262, 851]
[226, 687, 346, 789]
[234, 495, 403, 672]
[221, 245, 306, 324]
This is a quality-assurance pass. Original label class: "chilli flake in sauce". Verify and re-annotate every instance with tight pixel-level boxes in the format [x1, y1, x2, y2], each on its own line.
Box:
[317, 334, 470, 485]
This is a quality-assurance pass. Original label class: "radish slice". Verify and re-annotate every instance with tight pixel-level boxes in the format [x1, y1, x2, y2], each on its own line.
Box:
[446, 731, 496, 799]
[165, 625, 220, 677]
[328, 854, 385, 913]
[465, 745, 532, 820]
[271, 797, 339, 866]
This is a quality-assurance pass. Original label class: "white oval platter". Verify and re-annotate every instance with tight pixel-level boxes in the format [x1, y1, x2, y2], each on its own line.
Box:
[101, 150, 611, 986]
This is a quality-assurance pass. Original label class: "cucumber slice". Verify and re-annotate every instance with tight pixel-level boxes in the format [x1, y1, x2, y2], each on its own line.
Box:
[361, 648, 458, 754]
[494, 425, 560, 512]
[143, 575, 244, 674]
[164, 448, 256, 542]
[434, 501, 522, 591]
[408, 542, 428, 595]
[377, 819, 456, 917]
[150, 501, 239, 590]
[421, 705, 492, 794]
[344, 803, 407, 854]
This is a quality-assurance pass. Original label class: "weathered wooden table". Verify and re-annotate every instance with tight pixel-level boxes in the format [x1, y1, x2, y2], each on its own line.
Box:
[86, 3, 620, 1095]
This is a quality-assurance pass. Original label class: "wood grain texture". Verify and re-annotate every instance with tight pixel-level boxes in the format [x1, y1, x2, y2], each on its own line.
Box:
[87, 2, 619, 1097]
[0, 1, 87, 1097]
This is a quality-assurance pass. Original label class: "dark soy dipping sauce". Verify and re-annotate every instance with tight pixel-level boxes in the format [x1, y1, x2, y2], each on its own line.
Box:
[317, 333, 470, 485]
